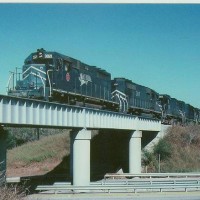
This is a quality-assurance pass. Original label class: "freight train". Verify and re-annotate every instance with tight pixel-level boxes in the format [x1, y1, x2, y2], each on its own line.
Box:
[7, 48, 200, 124]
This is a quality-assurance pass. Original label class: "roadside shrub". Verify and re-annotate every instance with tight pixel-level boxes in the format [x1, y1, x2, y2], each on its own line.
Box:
[142, 150, 154, 166]
[142, 150, 157, 172]
[0, 185, 26, 200]
[153, 137, 172, 160]
[6, 132, 16, 149]
[151, 125, 200, 173]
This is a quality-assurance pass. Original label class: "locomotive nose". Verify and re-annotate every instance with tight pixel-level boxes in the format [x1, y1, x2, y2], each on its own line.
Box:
[23, 64, 46, 87]
[8, 64, 47, 99]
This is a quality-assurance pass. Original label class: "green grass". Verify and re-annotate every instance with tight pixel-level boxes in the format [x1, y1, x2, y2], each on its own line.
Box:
[8, 125, 200, 175]
[7, 131, 70, 168]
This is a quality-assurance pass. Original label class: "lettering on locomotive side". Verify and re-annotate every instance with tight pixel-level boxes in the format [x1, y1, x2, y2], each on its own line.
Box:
[33, 54, 37, 59]
[79, 73, 92, 86]
[45, 54, 53, 58]
[32, 54, 52, 59]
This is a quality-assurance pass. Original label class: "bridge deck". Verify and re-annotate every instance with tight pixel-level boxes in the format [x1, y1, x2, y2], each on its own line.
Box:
[0, 95, 161, 131]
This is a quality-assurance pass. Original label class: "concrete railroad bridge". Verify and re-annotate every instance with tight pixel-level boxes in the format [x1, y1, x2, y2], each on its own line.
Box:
[0, 94, 161, 186]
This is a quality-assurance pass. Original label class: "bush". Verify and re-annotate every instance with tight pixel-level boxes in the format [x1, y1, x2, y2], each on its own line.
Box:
[6, 132, 16, 149]
[142, 150, 157, 173]
[150, 125, 200, 173]
[153, 137, 172, 160]
[142, 150, 154, 166]
[0, 185, 26, 200]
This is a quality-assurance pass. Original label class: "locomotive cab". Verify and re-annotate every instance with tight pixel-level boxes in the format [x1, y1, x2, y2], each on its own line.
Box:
[8, 64, 48, 99]
[7, 48, 51, 99]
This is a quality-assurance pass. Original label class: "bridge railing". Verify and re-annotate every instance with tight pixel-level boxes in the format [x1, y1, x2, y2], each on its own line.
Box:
[0, 94, 161, 131]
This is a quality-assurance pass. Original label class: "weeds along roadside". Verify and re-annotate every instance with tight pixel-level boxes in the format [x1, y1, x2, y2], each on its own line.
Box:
[0, 181, 27, 200]
[142, 125, 200, 173]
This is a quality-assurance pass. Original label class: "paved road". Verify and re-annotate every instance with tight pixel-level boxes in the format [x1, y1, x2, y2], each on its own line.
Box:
[26, 192, 200, 200]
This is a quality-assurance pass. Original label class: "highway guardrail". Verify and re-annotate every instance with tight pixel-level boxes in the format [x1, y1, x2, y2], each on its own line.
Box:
[104, 173, 200, 179]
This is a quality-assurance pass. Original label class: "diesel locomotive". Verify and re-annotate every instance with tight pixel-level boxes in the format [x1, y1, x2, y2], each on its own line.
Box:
[7, 48, 200, 124]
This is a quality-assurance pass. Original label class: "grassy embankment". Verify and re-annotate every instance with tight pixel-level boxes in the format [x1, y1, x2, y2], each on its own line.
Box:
[7, 132, 70, 176]
[7, 125, 200, 176]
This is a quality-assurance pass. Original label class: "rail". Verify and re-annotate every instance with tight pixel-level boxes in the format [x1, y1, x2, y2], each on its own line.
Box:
[36, 175, 200, 194]
[104, 173, 200, 179]
[36, 182, 200, 193]
[54, 179, 200, 186]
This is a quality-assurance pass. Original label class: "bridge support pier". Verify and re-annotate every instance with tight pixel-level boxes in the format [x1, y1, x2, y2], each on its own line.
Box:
[0, 126, 7, 186]
[129, 130, 142, 174]
[70, 129, 91, 186]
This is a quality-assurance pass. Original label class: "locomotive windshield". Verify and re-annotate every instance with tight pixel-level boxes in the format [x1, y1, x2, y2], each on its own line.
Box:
[25, 55, 53, 66]
[25, 48, 54, 66]
[31, 58, 53, 65]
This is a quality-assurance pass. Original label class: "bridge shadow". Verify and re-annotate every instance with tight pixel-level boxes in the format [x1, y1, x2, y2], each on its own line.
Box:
[142, 131, 159, 149]
[23, 130, 132, 193]
[22, 130, 159, 193]
[91, 130, 130, 180]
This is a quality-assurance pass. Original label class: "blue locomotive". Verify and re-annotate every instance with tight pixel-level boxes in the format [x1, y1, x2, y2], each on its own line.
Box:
[7, 48, 200, 124]
[112, 78, 161, 118]
[159, 94, 200, 124]
[8, 48, 118, 111]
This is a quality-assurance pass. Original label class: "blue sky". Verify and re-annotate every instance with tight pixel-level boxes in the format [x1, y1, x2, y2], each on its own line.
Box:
[0, 4, 200, 107]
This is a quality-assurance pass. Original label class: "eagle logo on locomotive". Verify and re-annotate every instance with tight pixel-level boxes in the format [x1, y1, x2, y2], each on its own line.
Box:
[79, 73, 92, 86]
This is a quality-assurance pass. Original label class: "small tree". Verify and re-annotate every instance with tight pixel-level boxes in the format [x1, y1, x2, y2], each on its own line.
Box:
[153, 138, 172, 161]
[142, 150, 155, 173]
